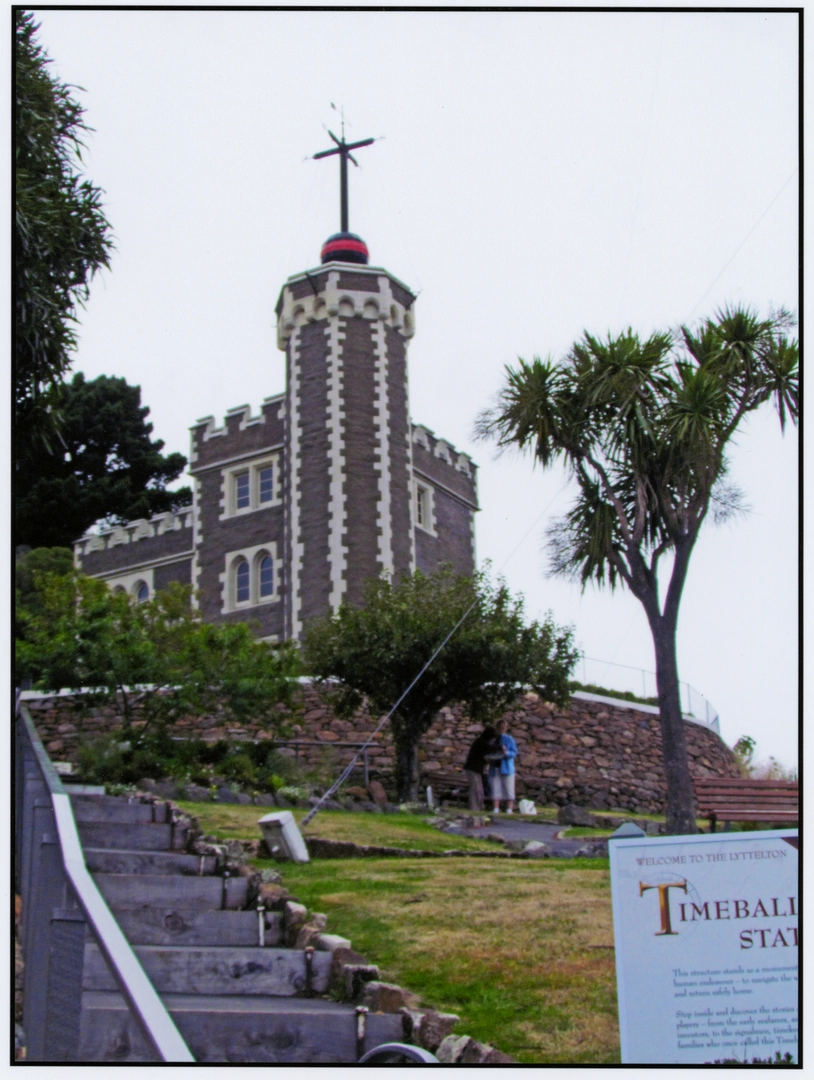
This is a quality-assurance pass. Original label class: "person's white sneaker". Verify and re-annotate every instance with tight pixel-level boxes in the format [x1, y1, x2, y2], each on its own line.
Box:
[506, 808, 513, 814]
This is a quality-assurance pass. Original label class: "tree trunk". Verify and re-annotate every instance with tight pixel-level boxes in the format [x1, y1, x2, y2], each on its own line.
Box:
[394, 737, 419, 803]
[651, 616, 698, 834]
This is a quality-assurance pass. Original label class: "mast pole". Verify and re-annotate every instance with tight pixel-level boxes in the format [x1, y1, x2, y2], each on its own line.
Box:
[340, 148, 349, 232]
[313, 125, 376, 235]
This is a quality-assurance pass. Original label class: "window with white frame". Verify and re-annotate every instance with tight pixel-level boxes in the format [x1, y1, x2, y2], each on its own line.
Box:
[222, 543, 280, 612]
[414, 480, 435, 534]
[258, 466, 274, 504]
[222, 455, 281, 518]
[259, 554, 274, 597]
[235, 559, 250, 603]
[104, 568, 155, 600]
[235, 471, 251, 511]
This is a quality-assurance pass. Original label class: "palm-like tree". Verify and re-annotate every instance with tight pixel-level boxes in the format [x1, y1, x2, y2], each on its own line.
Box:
[477, 306, 798, 833]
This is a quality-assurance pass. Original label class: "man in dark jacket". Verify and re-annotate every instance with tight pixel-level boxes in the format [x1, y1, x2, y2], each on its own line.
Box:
[463, 725, 497, 811]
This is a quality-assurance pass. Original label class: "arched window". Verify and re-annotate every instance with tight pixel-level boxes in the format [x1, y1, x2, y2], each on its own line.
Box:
[259, 555, 274, 598]
[135, 581, 149, 603]
[236, 559, 250, 603]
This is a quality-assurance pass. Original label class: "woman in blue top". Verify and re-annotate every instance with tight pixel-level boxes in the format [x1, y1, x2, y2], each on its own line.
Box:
[489, 718, 518, 814]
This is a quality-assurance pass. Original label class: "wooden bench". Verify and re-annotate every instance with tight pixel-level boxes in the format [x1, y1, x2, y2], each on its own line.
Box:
[694, 777, 799, 832]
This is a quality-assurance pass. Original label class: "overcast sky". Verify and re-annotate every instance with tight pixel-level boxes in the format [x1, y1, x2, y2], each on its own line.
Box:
[28, 9, 799, 767]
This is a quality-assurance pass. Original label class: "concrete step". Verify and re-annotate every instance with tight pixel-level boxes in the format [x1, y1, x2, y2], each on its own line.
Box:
[83, 943, 332, 996]
[110, 907, 282, 948]
[83, 849, 218, 876]
[94, 874, 248, 911]
[70, 794, 168, 824]
[78, 991, 404, 1063]
[78, 821, 184, 852]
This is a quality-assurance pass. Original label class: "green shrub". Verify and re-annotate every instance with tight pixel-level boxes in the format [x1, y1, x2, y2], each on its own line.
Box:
[568, 680, 659, 707]
[72, 732, 328, 795]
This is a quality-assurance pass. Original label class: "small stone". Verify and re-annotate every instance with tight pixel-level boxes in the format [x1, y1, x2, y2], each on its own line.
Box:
[367, 780, 387, 807]
[215, 786, 240, 804]
[183, 784, 212, 802]
[259, 868, 283, 884]
[344, 963, 380, 1000]
[361, 981, 419, 1013]
[522, 840, 549, 857]
[316, 932, 352, 953]
[436, 1035, 472, 1063]
[236, 792, 251, 805]
[253, 792, 276, 805]
[461, 1039, 500, 1063]
[330, 946, 368, 988]
[557, 804, 595, 826]
[258, 883, 291, 909]
[416, 1010, 460, 1052]
[295, 920, 326, 949]
[482, 1046, 515, 1063]
[284, 900, 308, 945]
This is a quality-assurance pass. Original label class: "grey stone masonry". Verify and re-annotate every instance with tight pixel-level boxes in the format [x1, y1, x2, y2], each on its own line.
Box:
[411, 424, 478, 577]
[77, 254, 478, 638]
[277, 261, 430, 639]
[73, 510, 195, 601]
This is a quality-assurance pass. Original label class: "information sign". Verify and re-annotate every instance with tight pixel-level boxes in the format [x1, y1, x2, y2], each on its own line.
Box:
[609, 829, 798, 1064]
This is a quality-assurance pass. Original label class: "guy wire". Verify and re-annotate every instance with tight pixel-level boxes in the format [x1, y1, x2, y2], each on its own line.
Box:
[301, 479, 568, 825]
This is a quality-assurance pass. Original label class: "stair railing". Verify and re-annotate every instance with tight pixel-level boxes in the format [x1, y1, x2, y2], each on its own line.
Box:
[15, 697, 194, 1062]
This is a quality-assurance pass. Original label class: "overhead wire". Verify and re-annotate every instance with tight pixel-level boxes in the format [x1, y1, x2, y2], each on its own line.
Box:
[685, 166, 798, 323]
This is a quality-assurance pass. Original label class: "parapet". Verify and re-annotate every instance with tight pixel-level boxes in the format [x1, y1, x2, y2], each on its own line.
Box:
[276, 265, 416, 349]
[74, 508, 193, 562]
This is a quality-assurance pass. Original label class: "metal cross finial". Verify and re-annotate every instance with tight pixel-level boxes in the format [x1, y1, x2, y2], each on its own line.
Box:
[313, 112, 375, 234]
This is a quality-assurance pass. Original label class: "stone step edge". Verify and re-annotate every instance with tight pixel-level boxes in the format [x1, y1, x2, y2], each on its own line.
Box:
[165, 799, 517, 1060]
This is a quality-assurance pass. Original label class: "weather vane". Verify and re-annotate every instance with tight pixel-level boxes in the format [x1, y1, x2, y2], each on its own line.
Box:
[313, 106, 376, 234]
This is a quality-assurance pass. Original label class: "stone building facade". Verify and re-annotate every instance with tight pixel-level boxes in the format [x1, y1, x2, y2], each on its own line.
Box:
[74, 234, 477, 639]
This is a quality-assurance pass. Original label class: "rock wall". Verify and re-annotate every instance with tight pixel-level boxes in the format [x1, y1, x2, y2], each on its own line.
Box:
[24, 685, 740, 816]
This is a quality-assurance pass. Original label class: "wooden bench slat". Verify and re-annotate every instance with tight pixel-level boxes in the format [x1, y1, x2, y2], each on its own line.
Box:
[692, 777, 798, 831]
[696, 794, 798, 802]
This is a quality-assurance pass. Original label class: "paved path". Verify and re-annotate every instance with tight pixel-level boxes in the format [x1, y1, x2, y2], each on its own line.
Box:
[442, 817, 608, 858]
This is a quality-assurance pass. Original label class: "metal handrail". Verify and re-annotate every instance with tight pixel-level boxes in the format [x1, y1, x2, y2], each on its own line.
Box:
[15, 700, 194, 1062]
[577, 656, 720, 731]
[358, 1042, 439, 1063]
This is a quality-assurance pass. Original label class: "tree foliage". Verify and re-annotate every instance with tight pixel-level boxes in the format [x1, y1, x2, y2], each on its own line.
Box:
[304, 567, 578, 801]
[477, 305, 798, 833]
[16, 372, 191, 549]
[17, 574, 300, 740]
[15, 10, 113, 455]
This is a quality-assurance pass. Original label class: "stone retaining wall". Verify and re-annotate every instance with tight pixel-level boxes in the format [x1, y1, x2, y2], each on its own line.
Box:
[24, 684, 740, 816]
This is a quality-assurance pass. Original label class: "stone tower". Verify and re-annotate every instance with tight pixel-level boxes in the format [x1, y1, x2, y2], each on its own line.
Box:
[276, 231, 418, 640]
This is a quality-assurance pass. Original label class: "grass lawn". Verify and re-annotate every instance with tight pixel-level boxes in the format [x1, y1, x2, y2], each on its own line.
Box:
[174, 802, 509, 852]
[179, 801, 620, 1063]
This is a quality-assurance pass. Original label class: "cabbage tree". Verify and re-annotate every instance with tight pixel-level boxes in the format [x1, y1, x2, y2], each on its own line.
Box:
[477, 306, 797, 833]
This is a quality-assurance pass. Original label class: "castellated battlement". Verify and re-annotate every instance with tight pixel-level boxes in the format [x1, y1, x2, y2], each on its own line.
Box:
[74, 509, 193, 562]
[276, 265, 416, 350]
[73, 503, 196, 602]
[189, 394, 286, 470]
[411, 424, 477, 483]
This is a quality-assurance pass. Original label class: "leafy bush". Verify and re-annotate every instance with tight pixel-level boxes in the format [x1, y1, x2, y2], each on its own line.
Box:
[72, 732, 331, 795]
[751, 756, 797, 782]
